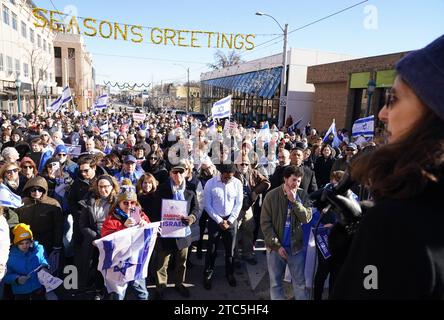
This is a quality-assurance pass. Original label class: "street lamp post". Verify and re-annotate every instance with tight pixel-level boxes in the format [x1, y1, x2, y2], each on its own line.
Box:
[15, 75, 22, 114]
[256, 11, 288, 129]
[174, 64, 190, 112]
[366, 79, 376, 117]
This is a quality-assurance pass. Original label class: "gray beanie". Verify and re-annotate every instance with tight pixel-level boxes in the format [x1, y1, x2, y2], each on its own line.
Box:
[396, 34, 444, 120]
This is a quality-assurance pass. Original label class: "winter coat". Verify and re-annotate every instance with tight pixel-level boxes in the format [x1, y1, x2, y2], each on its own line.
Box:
[331, 180, 444, 299]
[16, 176, 63, 254]
[101, 207, 151, 238]
[314, 156, 335, 188]
[5, 241, 48, 295]
[155, 180, 199, 250]
[261, 185, 312, 254]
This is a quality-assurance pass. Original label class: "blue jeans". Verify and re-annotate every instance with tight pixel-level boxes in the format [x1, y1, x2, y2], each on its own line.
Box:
[266, 249, 308, 300]
[112, 279, 149, 300]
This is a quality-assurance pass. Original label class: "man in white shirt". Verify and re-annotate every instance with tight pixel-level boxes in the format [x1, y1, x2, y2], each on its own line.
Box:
[203, 164, 243, 290]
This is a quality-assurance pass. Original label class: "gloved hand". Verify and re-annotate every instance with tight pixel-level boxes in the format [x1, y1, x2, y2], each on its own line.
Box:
[17, 275, 30, 285]
[323, 189, 362, 227]
[124, 217, 136, 228]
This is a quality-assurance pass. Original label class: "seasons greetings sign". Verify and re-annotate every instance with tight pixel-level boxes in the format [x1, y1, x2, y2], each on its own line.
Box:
[33, 8, 256, 50]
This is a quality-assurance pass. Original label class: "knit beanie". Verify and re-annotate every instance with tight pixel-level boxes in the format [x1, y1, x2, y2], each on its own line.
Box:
[13, 223, 33, 245]
[396, 34, 444, 120]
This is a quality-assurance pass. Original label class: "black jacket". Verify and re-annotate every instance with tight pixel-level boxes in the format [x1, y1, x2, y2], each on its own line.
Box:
[314, 156, 335, 189]
[155, 180, 199, 250]
[331, 181, 444, 299]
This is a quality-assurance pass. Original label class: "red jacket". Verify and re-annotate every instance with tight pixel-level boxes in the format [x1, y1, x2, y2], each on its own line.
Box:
[101, 208, 151, 237]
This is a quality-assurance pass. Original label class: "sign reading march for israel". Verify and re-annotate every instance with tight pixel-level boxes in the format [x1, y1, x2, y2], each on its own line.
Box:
[94, 222, 160, 297]
[49, 86, 72, 113]
[212, 95, 232, 119]
[352, 115, 375, 138]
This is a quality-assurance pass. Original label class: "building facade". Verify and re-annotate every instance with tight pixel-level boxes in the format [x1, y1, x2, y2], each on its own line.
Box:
[54, 33, 94, 112]
[306, 51, 409, 133]
[0, 0, 56, 114]
[200, 48, 353, 127]
[170, 84, 200, 112]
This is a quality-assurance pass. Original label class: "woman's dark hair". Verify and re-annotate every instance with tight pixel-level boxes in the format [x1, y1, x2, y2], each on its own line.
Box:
[351, 107, 444, 200]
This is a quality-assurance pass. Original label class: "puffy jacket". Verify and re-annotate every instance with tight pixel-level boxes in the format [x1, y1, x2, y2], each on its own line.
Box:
[101, 207, 151, 237]
[5, 241, 48, 295]
[16, 176, 63, 254]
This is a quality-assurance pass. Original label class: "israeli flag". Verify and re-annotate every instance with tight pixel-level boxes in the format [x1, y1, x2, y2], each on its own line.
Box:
[352, 115, 375, 138]
[0, 183, 23, 208]
[287, 117, 303, 133]
[212, 95, 231, 119]
[95, 222, 160, 296]
[257, 121, 271, 144]
[100, 122, 109, 136]
[323, 120, 341, 148]
[94, 94, 109, 110]
[208, 120, 216, 136]
[49, 86, 72, 113]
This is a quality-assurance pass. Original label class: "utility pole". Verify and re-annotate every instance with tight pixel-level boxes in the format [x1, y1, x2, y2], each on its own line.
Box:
[187, 67, 190, 112]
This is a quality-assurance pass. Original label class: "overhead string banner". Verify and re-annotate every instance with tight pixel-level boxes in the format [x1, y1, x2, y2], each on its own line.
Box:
[33, 8, 256, 50]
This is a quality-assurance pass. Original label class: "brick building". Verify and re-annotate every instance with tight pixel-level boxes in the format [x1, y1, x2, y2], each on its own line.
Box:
[307, 51, 410, 133]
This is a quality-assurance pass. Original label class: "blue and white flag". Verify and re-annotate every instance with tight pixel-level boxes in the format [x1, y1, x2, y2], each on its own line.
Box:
[352, 115, 375, 138]
[95, 222, 160, 296]
[212, 95, 231, 119]
[0, 183, 23, 208]
[323, 120, 341, 148]
[287, 117, 303, 133]
[257, 121, 271, 144]
[94, 94, 109, 110]
[208, 120, 216, 136]
[100, 122, 109, 137]
[49, 86, 72, 113]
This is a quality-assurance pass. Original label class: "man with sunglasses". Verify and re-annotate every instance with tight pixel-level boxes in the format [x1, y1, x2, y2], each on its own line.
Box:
[331, 142, 359, 173]
[54, 145, 78, 180]
[152, 161, 199, 300]
[68, 156, 100, 271]
[234, 155, 270, 266]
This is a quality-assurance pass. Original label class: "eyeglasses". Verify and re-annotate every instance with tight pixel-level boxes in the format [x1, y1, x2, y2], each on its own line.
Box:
[22, 165, 33, 169]
[57, 153, 67, 157]
[385, 90, 396, 107]
[239, 163, 249, 167]
[98, 184, 112, 189]
[5, 168, 19, 174]
[149, 157, 158, 160]
[122, 201, 136, 206]
[171, 171, 183, 175]
[47, 163, 59, 168]
[30, 187, 44, 193]
[79, 168, 91, 174]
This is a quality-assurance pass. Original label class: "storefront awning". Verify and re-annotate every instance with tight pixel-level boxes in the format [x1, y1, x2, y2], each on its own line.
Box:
[203, 67, 282, 99]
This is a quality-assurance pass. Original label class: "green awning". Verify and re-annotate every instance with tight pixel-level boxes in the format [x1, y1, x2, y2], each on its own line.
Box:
[349, 72, 371, 89]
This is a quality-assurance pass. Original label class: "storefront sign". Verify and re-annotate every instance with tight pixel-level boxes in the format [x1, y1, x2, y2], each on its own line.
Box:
[33, 8, 256, 50]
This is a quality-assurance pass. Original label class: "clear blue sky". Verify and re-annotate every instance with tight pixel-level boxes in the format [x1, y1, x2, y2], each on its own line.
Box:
[34, 0, 444, 87]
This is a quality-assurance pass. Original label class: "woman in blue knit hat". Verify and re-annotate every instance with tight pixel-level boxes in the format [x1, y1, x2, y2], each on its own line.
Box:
[328, 34, 444, 299]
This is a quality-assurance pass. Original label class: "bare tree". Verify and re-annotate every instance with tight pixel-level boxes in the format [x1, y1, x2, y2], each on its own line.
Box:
[208, 50, 244, 70]
[26, 47, 53, 114]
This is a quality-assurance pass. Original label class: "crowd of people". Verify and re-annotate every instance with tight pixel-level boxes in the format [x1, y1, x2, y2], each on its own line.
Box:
[0, 33, 443, 301]
[0, 105, 370, 300]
